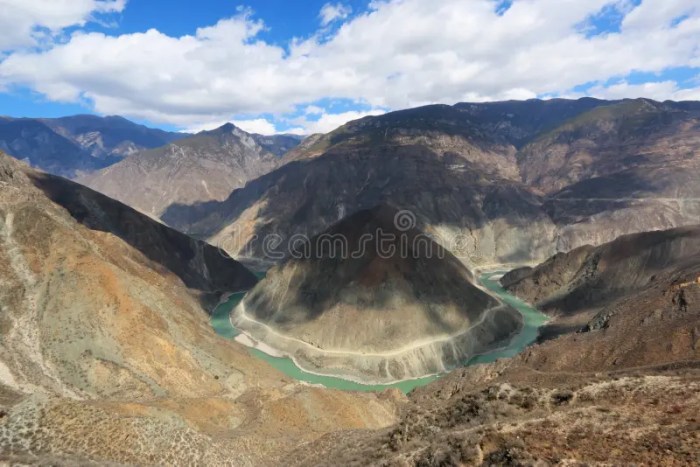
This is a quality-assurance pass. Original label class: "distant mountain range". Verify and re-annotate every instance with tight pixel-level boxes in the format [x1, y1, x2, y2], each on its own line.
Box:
[0, 114, 187, 177]
[157, 98, 700, 269]
[0, 114, 304, 220]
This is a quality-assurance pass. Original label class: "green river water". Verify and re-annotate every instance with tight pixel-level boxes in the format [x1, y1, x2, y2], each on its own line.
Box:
[210, 272, 548, 393]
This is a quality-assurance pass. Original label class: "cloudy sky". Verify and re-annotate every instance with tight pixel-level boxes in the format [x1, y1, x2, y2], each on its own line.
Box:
[0, 0, 698, 134]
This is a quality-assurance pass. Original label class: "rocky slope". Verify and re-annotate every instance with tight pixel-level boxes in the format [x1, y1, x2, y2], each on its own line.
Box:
[518, 99, 700, 193]
[0, 118, 105, 178]
[162, 98, 700, 268]
[234, 205, 523, 383]
[0, 152, 402, 464]
[0, 115, 184, 177]
[289, 226, 700, 465]
[529, 99, 700, 252]
[502, 225, 700, 338]
[164, 143, 556, 267]
[79, 123, 290, 220]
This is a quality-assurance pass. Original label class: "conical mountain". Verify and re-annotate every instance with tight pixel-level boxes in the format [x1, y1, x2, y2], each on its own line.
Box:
[235, 205, 522, 383]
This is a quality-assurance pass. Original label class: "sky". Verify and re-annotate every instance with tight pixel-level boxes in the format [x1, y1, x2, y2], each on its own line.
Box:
[0, 0, 699, 135]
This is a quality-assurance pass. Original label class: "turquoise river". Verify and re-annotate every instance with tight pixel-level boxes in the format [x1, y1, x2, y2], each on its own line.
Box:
[210, 272, 548, 393]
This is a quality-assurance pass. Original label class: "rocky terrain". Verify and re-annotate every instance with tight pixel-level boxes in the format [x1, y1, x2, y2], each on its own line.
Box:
[2, 95, 700, 465]
[0, 115, 185, 177]
[164, 143, 556, 266]
[80, 123, 296, 220]
[533, 100, 700, 252]
[502, 224, 700, 342]
[252, 133, 304, 157]
[289, 225, 700, 465]
[161, 98, 700, 269]
[235, 205, 523, 383]
[0, 152, 402, 465]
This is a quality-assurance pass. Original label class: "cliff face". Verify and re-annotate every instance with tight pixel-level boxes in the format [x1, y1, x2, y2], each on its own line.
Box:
[0, 152, 401, 464]
[235, 205, 523, 383]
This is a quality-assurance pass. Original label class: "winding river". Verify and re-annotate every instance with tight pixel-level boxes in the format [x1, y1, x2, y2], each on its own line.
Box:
[210, 272, 548, 393]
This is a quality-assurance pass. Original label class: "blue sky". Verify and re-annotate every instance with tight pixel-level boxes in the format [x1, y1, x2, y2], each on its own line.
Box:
[0, 0, 372, 127]
[0, 0, 699, 134]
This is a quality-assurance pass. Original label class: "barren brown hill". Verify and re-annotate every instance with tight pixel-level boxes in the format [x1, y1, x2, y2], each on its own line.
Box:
[502, 225, 700, 339]
[0, 152, 402, 464]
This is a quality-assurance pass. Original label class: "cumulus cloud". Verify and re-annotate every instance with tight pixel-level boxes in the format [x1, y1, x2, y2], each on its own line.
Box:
[292, 108, 387, 134]
[0, 0, 125, 51]
[0, 0, 699, 133]
[231, 118, 278, 135]
[319, 3, 352, 26]
[563, 78, 700, 102]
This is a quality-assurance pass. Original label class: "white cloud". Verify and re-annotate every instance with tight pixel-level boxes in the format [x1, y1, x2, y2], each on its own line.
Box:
[319, 3, 352, 26]
[563, 79, 700, 102]
[293, 109, 387, 134]
[232, 118, 278, 135]
[0, 0, 125, 50]
[583, 80, 681, 101]
[303, 105, 325, 116]
[0, 0, 699, 131]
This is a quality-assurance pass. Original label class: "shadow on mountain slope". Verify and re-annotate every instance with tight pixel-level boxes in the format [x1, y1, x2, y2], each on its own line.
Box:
[162, 145, 549, 258]
[29, 172, 257, 295]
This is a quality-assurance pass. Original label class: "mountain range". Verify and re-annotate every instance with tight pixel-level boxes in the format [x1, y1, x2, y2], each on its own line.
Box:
[156, 98, 700, 269]
[1, 97, 699, 465]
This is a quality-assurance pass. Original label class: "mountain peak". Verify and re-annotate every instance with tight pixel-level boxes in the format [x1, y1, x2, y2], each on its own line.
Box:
[210, 122, 240, 134]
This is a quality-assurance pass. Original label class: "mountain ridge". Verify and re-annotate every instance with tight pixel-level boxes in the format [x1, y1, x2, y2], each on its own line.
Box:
[160, 98, 700, 271]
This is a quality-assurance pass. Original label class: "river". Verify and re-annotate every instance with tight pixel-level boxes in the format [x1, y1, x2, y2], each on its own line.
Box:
[210, 271, 548, 393]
